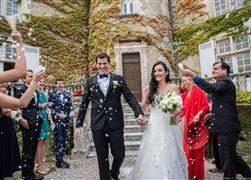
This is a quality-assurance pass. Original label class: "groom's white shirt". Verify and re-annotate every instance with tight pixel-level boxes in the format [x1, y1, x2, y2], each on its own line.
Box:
[97, 73, 110, 96]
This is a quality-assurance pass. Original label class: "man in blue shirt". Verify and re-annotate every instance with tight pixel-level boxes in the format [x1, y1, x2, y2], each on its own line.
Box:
[48, 79, 74, 169]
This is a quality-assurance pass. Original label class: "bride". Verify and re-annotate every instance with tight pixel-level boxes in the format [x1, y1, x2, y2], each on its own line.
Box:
[128, 61, 188, 179]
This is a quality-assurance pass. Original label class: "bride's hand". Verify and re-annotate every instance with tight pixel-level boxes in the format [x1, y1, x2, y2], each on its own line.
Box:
[137, 114, 147, 127]
[137, 119, 146, 127]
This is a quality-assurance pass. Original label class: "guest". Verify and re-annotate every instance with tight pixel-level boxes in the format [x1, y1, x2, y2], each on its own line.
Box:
[207, 79, 222, 173]
[48, 79, 74, 168]
[181, 76, 209, 180]
[181, 62, 251, 179]
[0, 31, 45, 109]
[15, 70, 44, 180]
[0, 83, 21, 180]
[35, 79, 50, 175]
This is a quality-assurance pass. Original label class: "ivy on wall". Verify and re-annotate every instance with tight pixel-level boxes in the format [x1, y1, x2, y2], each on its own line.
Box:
[1, 0, 250, 82]
[88, 0, 177, 71]
[0, 0, 90, 83]
[176, 5, 251, 61]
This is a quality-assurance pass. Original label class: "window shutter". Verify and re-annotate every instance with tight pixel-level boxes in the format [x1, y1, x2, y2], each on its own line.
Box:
[24, 45, 40, 72]
[199, 40, 216, 77]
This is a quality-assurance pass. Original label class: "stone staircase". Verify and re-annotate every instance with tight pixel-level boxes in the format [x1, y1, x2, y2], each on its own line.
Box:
[72, 96, 149, 157]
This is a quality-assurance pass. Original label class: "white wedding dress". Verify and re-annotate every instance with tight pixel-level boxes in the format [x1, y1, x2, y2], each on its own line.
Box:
[127, 99, 188, 180]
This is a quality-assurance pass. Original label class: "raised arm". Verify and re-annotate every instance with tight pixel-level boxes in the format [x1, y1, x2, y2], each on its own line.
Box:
[0, 31, 26, 83]
[181, 68, 228, 94]
[0, 71, 44, 108]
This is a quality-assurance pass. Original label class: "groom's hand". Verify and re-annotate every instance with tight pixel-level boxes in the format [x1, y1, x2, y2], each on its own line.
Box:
[137, 114, 147, 127]
[74, 128, 81, 141]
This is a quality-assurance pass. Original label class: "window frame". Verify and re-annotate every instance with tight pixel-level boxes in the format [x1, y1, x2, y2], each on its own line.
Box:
[234, 35, 249, 51]
[236, 52, 251, 73]
[122, 2, 134, 15]
[229, 0, 244, 11]
[5, 43, 16, 60]
[213, 0, 227, 16]
[217, 39, 231, 54]
[213, 0, 244, 16]
[6, 0, 19, 16]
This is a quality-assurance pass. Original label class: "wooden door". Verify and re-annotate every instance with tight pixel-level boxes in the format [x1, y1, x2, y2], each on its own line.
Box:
[122, 53, 142, 100]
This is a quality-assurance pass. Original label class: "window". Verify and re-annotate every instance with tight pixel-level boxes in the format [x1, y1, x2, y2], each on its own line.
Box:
[237, 52, 251, 72]
[0, 0, 2, 16]
[214, 0, 227, 16]
[214, 0, 244, 16]
[221, 56, 234, 73]
[5, 44, 16, 60]
[122, 2, 134, 15]
[6, 0, 18, 16]
[235, 35, 249, 50]
[230, 0, 243, 11]
[217, 39, 231, 54]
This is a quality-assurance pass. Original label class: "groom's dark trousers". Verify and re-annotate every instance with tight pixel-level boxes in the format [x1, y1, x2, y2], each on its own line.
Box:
[76, 73, 143, 180]
[92, 123, 125, 180]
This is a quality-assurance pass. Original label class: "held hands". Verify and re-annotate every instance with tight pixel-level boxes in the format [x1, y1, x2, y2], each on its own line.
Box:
[137, 114, 147, 127]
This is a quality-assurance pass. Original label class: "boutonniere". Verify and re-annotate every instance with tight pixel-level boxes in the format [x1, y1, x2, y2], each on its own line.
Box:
[112, 80, 121, 90]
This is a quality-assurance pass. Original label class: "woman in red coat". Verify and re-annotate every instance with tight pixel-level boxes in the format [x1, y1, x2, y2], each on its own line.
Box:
[181, 76, 209, 180]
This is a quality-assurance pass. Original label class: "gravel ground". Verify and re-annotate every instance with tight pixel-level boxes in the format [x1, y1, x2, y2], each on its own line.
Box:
[44, 153, 234, 180]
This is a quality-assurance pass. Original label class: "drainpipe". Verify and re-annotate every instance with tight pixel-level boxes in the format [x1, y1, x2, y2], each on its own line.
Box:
[168, 0, 178, 74]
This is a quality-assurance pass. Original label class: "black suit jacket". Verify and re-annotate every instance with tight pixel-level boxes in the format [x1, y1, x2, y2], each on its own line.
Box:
[76, 73, 143, 130]
[14, 84, 39, 124]
[194, 76, 240, 133]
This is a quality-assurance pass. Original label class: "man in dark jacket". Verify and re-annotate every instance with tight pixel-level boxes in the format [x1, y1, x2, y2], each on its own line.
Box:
[75, 52, 145, 180]
[181, 62, 251, 179]
[15, 70, 43, 180]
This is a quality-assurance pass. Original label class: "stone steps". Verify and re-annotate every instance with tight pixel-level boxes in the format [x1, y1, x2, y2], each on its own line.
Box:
[90, 141, 141, 152]
[124, 125, 144, 133]
[88, 150, 138, 157]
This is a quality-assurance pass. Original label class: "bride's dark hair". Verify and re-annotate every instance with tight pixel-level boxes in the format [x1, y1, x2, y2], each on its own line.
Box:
[148, 61, 171, 105]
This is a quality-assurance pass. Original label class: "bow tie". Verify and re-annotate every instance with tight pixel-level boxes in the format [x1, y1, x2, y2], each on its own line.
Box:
[99, 74, 109, 79]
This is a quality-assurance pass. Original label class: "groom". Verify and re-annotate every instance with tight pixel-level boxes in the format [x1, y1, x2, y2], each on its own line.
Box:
[75, 52, 145, 180]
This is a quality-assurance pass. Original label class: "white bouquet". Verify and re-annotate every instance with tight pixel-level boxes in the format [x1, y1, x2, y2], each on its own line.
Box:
[156, 92, 183, 125]
[156, 92, 182, 113]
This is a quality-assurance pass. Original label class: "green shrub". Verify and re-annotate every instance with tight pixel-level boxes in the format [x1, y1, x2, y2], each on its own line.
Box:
[237, 91, 251, 104]
[237, 104, 251, 131]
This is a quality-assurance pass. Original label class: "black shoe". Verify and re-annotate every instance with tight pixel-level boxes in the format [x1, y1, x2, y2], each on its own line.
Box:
[209, 168, 223, 173]
[56, 162, 70, 169]
[32, 174, 44, 180]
